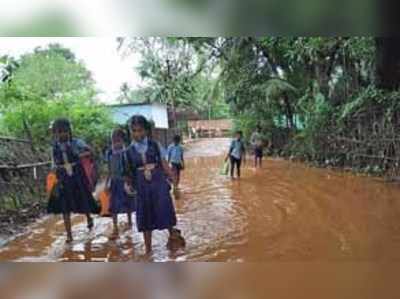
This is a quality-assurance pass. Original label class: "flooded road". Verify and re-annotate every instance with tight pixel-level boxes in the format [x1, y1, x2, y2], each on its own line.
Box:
[1, 138, 400, 262]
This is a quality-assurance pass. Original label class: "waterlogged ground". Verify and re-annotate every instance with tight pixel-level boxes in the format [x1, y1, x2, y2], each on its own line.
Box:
[1, 138, 400, 262]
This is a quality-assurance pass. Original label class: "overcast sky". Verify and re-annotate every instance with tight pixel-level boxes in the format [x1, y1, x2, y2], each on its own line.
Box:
[0, 37, 141, 103]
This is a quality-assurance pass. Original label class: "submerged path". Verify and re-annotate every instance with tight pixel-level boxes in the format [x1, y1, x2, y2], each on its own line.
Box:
[1, 138, 400, 262]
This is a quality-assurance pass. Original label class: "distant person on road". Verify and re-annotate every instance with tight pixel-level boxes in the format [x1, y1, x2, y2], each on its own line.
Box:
[47, 118, 99, 243]
[167, 135, 185, 190]
[250, 125, 264, 168]
[226, 131, 246, 179]
[191, 127, 197, 139]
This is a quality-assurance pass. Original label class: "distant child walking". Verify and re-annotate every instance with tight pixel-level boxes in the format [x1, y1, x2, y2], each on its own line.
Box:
[250, 125, 264, 168]
[47, 118, 99, 243]
[125, 115, 185, 254]
[226, 131, 246, 179]
[167, 135, 185, 189]
[105, 128, 136, 238]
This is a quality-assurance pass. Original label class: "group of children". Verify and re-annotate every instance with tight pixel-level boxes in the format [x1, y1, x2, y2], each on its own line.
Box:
[47, 115, 185, 254]
[225, 125, 268, 179]
[47, 115, 265, 253]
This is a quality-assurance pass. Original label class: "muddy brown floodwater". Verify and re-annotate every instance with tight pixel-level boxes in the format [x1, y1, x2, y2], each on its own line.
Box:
[1, 138, 400, 262]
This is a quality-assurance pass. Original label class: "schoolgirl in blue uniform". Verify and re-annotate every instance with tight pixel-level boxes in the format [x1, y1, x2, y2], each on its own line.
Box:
[47, 118, 99, 243]
[124, 115, 184, 254]
[105, 128, 135, 237]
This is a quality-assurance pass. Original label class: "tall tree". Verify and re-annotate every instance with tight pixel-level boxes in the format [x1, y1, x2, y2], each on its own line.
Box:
[118, 37, 229, 121]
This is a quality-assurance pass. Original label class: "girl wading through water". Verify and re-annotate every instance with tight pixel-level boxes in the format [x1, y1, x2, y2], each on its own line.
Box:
[47, 118, 99, 243]
[124, 115, 185, 254]
[105, 128, 136, 238]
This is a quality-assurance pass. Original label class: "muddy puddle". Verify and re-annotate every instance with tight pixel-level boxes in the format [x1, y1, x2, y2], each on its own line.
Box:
[1, 138, 400, 262]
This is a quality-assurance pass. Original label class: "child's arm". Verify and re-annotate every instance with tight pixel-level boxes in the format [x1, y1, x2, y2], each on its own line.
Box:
[104, 150, 112, 190]
[122, 153, 135, 195]
[75, 139, 93, 158]
[167, 145, 172, 164]
[122, 150, 134, 188]
[51, 146, 56, 170]
[225, 142, 233, 161]
[79, 151, 92, 158]
[79, 145, 93, 158]
[157, 142, 177, 184]
[51, 146, 62, 178]
[161, 159, 177, 185]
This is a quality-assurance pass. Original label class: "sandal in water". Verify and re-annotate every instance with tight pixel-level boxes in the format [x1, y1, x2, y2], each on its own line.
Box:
[167, 228, 186, 250]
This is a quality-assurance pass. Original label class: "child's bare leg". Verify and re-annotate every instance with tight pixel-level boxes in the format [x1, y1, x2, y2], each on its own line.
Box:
[112, 214, 119, 235]
[144, 231, 152, 254]
[63, 213, 73, 243]
[86, 213, 94, 230]
[173, 167, 179, 189]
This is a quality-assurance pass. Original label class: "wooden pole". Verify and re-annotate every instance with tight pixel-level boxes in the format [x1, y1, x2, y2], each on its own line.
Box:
[0, 161, 51, 170]
[0, 136, 30, 143]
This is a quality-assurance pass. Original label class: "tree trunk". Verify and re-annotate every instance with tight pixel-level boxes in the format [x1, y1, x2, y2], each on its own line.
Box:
[282, 93, 295, 130]
[375, 38, 400, 91]
[166, 58, 177, 128]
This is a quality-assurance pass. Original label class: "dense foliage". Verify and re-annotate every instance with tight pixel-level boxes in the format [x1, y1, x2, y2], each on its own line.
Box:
[120, 37, 400, 175]
[0, 44, 113, 150]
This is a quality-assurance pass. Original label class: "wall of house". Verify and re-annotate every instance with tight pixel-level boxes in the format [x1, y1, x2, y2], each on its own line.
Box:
[110, 104, 169, 129]
[151, 103, 169, 129]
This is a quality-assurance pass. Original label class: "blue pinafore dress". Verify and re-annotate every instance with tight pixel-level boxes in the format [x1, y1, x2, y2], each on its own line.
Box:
[125, 139, 177, 232]
[47, 139, 99, 215]
[106, 149, 136, 214]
